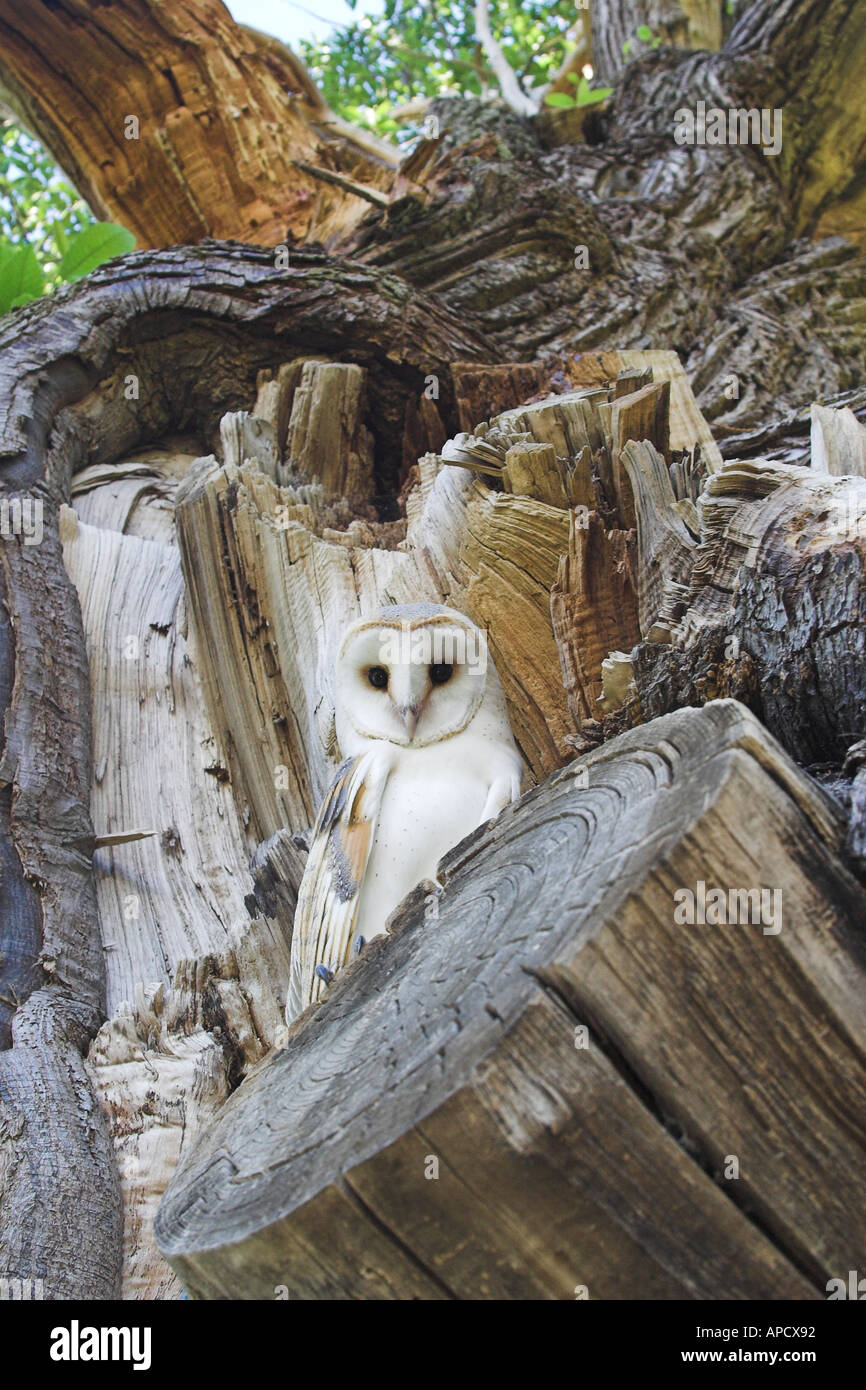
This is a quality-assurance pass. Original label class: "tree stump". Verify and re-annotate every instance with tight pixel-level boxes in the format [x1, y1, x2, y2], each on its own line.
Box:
[156, 701, 866, 1300]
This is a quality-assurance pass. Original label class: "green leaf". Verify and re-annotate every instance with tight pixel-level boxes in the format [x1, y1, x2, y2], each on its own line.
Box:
[621, 39, 632, 55]
[0, 241, 43, 314]
[58, 222, 135, 282]
[637, 24, 654, 41]
[545, 92, 577, 108]
[566, 71, 582, 83]
[576, 77, 612, 106]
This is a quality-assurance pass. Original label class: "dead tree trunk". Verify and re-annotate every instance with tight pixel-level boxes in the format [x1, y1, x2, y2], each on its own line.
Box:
[2, 0, 866, 1300]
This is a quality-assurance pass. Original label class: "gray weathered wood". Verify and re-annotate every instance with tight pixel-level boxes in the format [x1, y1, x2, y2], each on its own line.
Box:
[156, 699, 866, 1299]
[632, 460, 866, 768]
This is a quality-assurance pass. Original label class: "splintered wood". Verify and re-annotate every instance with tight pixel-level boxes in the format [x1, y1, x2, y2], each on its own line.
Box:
[631, 457, 866, 765]
[61, 446, 293, 1297]
[58, 342, 866, 1300]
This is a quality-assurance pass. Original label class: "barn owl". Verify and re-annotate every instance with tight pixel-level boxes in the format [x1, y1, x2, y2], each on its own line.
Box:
[286, 603, 524, 1022]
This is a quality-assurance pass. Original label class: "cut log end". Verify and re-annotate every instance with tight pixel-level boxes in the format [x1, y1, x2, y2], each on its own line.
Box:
[156, 700, 864, 1301]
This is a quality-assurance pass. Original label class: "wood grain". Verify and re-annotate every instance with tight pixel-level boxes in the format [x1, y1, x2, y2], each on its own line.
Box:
[156, 700, 866, 1299]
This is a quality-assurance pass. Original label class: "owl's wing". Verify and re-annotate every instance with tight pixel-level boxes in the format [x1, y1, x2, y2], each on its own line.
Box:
[286, 748, 392, 1022]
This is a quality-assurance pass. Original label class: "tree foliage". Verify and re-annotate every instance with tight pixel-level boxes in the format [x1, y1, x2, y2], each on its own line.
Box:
[299, 0, 577, 138]
[0, 116, 134, 314]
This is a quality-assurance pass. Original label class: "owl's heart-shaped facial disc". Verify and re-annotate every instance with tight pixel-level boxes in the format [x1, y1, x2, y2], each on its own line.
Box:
[335, 605, 489, 749]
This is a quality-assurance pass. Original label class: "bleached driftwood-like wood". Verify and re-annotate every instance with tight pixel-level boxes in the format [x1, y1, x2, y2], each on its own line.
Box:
[547, 350, 719, 471]
[284, 362, 376, 502]
[253, 359, 328, 466]
[617, 351, 723, 473]
[495, 390, 602, 509]
[810, 403, 866, 477]
[440, 357, 714, 527]
[88, 909, 293, 1299]
[175, 456, 441, 846]
[61, 446, 294, 1298]
[156, 700, 866, 1300]
[503, 441, 570, 509]
[221, 412, 281, 484]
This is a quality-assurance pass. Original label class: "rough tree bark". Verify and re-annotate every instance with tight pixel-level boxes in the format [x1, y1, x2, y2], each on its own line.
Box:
[590, 0, 730, 84]
[0, 0, 398, 248]
[1, 0, 866, 1299]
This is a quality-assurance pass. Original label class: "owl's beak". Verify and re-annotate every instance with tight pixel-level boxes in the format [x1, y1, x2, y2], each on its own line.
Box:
[400, 705, 420, 739]
[389, 664, 426, 741]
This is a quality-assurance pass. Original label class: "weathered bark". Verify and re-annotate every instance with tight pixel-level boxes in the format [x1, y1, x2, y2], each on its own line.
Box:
[0, 0, 861, 438]
[617, 456, 866, 771]
[0, 0, 398, 249]
[347, 0, 866, 438]
[590, 0, 728, 84]
[0, 416, 122, 1297]
[155, 701, 866, 1300]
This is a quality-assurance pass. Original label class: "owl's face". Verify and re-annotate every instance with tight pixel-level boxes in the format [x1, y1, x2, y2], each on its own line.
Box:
[336, 604, 488, 749]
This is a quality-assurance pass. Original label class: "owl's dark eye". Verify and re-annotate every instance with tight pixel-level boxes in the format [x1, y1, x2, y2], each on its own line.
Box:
[367, 665, 389, 690]
[429, 663, 453, 685]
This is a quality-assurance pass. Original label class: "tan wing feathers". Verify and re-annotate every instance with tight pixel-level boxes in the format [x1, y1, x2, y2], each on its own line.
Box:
[286, 750, 390, 1021]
